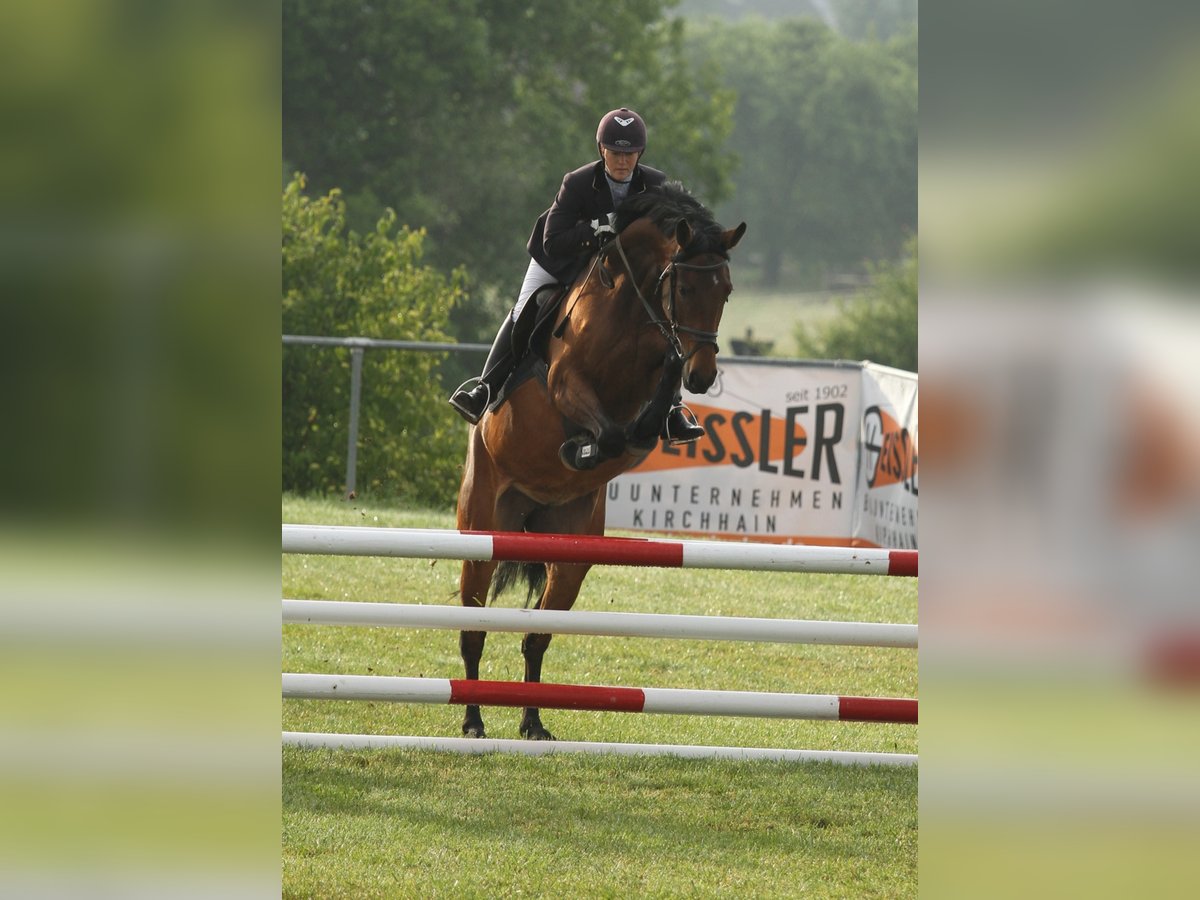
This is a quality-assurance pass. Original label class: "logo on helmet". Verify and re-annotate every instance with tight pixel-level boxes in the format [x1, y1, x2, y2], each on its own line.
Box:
[615, 116, 635, 126]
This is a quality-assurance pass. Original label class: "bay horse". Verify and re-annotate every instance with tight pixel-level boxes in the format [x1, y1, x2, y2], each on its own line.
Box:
[456, 182, 746, 739]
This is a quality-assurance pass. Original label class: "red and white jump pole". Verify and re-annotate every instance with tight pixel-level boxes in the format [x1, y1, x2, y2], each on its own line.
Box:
[282, 673, 918, 724]
[282, 524, 917, 577]
[283, 599, 918, 649]
[283, 731, 917, 767]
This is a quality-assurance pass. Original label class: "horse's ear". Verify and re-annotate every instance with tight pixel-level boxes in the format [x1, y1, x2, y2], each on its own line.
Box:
[674, 219, 692, 249]
[722, 222, 747, 251]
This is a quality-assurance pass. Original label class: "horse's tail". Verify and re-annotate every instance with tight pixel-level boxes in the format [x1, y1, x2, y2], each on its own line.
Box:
[490, 560, 547, 609]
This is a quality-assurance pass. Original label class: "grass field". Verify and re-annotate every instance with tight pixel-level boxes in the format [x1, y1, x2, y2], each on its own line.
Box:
[282, 495, 917, 898]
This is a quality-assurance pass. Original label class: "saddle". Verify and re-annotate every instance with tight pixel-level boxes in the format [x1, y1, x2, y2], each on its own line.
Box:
[489, 283, 567, 412]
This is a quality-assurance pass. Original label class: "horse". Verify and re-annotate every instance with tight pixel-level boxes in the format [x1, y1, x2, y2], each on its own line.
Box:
[455, 182, 746, 740]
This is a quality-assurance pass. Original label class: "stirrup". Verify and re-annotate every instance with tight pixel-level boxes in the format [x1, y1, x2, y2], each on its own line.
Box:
[448, 378, 491, 425]
[664, 404, 705, 446]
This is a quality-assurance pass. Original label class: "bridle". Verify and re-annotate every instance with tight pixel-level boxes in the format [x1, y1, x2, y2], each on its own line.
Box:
[609, 232, 729, 361]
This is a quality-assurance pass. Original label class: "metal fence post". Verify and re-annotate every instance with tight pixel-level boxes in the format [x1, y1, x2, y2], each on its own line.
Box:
[346, 346, 364, 495]
[285, 335, 490, 497]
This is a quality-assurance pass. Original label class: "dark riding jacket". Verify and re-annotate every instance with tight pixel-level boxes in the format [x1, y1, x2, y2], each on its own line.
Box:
[527, 159, 667, 284]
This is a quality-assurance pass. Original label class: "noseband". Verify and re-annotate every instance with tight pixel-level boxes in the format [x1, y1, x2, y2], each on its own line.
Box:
[610, 234, 728, 361]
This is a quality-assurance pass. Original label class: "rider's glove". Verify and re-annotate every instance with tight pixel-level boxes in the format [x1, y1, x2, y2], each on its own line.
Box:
[590, 217, 617, 247]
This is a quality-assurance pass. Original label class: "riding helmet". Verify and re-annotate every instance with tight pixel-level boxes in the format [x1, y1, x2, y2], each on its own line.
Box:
[596, 108, 647, 154]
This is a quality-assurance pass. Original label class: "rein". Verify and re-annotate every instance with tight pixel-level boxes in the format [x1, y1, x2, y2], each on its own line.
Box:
[552, 253, 605, 339]
[611, 233, 728, 360]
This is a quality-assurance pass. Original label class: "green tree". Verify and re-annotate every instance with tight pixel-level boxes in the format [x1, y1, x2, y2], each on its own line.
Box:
[792, 237, 916, 371]
[685, 19, 916, 288]
[834, 0, 918, 42]
[284, 0, 735, 335]
[674, 0, 917, 39]
[282, 174, 468, 505]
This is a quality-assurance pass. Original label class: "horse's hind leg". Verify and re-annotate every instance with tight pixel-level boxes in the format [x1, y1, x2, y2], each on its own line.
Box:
[459, 559, 495, 738]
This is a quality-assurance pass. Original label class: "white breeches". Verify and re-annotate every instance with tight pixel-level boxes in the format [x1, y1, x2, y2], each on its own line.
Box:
[511, 258, 558, 321]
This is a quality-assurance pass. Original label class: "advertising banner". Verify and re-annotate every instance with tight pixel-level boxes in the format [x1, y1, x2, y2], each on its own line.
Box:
[604, 360, 917, 548]
[854, 363, 919, 549]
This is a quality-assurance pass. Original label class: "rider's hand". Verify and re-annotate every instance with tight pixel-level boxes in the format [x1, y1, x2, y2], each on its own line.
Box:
[590, 218, 617, 246]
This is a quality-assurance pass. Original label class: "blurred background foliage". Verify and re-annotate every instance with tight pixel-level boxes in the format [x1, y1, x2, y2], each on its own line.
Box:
[793, 236, 916, 372]
[283, 0, 736, 339]
[282, 175, 466, 504]
[684, 14, 916, 288]
[283, 0, 916, 310]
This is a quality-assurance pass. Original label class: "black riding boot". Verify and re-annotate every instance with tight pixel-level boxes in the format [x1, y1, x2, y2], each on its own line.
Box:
[448, 317, 517, 425]
[662, 394, 705, 445]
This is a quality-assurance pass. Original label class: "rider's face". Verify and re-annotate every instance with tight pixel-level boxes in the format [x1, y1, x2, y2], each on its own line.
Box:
[601, 147, 639, 182]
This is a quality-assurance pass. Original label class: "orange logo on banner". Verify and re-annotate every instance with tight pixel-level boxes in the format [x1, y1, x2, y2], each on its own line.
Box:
[864, 406, 918, 492]
[631, 403, 808, 474]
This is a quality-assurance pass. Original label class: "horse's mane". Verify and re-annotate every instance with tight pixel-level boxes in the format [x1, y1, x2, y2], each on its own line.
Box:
[613, 181, 727, 257]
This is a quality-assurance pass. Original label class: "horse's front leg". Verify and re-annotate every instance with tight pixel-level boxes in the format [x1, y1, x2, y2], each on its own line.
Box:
[628, 351, 683, 447]
[519, 559, 594, 740]
[460, 629, 487, 738]
[547, 370, 624, 469]
[459, 559, 495, 738]
[518, 630, 554, 740]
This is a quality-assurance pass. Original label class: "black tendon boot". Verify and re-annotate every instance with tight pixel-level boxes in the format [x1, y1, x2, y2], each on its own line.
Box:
[662, 394, 705, 445]
[448, 317, 517, 424]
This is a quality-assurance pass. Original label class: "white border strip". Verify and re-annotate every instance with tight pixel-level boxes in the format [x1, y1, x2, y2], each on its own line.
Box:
[282, 600, 917, 648]
[283, 731, 917, 767]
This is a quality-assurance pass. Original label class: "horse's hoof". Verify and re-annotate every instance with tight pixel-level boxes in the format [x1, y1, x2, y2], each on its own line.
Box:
[558, 437, 599, 471]
[462, 724, 486, 739]
[519, 718, 556, 741]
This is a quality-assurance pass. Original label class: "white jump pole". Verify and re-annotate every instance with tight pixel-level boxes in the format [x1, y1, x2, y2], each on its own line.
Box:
[283, 731, 917, 767]
[282, 599, 918, 649]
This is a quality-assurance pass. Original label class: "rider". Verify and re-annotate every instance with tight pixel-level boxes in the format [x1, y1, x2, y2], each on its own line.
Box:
[448, 107, 706, 445]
